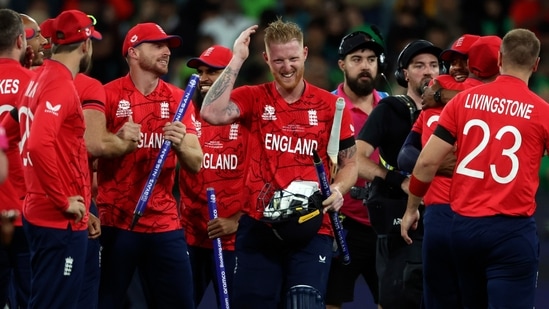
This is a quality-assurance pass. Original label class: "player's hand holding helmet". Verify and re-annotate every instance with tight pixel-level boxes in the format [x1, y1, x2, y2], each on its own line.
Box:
[260, 181, 324, 246]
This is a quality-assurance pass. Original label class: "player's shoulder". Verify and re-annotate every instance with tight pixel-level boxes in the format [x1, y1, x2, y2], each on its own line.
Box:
[163, 80, 184, 97]
[74, 73, 102, 88]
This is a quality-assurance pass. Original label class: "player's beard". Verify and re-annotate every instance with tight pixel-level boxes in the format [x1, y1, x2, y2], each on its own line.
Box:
[139, 56, 169, 76]
[273, 64, 304, 92]
[79, 52, 92, 74]
[345, 71, 375, 96]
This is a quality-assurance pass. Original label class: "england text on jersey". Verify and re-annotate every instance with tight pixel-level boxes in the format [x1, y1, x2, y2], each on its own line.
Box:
[264, 133, 318, 155]
[202, 153, 238, 170]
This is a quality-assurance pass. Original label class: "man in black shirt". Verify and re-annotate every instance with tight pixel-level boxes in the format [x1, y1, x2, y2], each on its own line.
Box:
[355, 40, 443, 309]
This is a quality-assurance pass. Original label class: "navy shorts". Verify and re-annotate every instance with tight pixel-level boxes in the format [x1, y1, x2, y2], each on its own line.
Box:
[325, 217, 379, 305]
[98, 226, 194, 309]
[422, 204, 461, 308]
[23, 219, 88, 309]
[451, 214, 539, 308]
[232, 215, 333, 309]
[188, 245, 236, 308]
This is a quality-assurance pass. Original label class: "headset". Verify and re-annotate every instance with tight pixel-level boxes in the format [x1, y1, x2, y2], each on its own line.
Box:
[338, 24, 387, 73]
[394, 39, 446, 88]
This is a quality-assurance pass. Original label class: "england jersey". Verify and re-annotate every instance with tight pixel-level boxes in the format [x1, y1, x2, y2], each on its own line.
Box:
[231, 81, 355, 236]
[98, 75, 197, 232]
[437, 75, 549, 216]
[180, 111, 248, 250]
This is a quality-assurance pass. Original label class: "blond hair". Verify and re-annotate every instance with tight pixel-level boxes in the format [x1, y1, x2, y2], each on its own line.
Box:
[264, 17, 303, 46]
[501, 28, 540, 69]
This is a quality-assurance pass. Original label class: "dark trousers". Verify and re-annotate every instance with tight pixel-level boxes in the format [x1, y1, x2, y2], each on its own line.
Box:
[98, 227, 194, 309]
[422, 204, 461, 309]
[24, 219, 88, 309]
[451, 214, 539, 308]
[232, 215, 333, 309]
[188, 245, 235, 308]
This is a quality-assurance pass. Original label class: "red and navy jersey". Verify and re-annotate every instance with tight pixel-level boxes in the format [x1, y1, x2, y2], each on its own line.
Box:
[231, 81, 355, 237]
[19, 59, 90, 230]
[97, 74, 197, 232]
[334, 83, 385, 226]
[179, 111, 248, 250]
[438, 75, 549, 217]
[75, 73, 106, 114]
[74, 73, 107, 185]
[0, 59, 35, 226]
[413, 76, 483, 206]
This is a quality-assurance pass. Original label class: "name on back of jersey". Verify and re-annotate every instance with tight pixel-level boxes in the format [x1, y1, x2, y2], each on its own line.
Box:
[0, 79, 19, 94]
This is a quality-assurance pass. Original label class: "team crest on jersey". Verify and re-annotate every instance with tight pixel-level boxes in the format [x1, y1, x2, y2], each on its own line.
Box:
[229, 123, 239, 140]
[191, 113, 202, 138]
[262, 105, 277, 121]
[308, 109, 318, 126]
[160, 101, 170, 119]
[116, 99, 132, 117]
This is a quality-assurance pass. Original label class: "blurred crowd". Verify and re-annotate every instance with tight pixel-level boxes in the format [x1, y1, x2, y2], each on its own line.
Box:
[4, 0, 549, 98]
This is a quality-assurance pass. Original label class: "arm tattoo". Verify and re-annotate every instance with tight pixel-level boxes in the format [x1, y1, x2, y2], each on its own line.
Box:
[203, 66, 238, 107]
[339, 145, 357, 162]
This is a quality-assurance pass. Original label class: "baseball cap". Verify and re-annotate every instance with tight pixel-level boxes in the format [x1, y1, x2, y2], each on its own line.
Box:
[40, 18, 54, 39]
[122, 22, 182, 56]
[186, 45, 232, 69]
[397, 40, 442, 69]
[338, 26, 385, 58]
[50, 10, 102, 45]
[468, 35, 502, 78]
[440, 34, 480, 62]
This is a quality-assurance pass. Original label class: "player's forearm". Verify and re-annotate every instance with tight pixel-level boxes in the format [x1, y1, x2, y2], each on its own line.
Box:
[357, 154, 386, 182]
[174, 135, 202, 174]
[332, 146, 358, 195]
[200, 59, 243, 125]
[98, 134, 136, 158]
[0, 151, 7, 183]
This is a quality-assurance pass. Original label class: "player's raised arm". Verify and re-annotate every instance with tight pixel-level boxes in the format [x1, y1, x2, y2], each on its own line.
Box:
[200, 25, 258, 125]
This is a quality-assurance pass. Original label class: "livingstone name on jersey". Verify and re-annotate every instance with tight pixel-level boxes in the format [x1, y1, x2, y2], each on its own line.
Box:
[264, 133, 318, 155]
[203, 153, 238, 170]
[464, 93, 534, 119]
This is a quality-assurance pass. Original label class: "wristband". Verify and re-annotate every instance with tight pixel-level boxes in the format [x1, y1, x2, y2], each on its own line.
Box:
[385, 170, 406, 188]
[409, 174, 431, 197]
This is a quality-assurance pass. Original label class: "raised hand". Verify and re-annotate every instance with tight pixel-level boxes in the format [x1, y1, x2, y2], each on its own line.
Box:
[233, 25, 258, 62]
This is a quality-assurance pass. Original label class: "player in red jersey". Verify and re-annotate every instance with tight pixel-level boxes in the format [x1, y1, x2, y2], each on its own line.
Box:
[180, 45, 244, 308]
[20, 14, 47, 69]
[17, 9, 99, 308]
[402, 28, 546, 309]
[201, 19, 357, 308]
[96, 22, 202, 309]
[398, 34, 501, 309]
[325, 26, 388, 309]
[0, 9, 36, 309]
